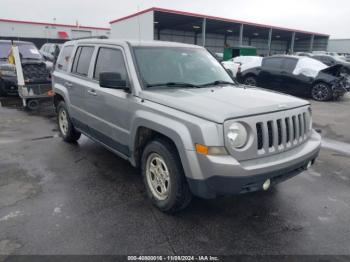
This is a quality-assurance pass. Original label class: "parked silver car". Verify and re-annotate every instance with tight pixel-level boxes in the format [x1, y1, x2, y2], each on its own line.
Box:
[53, 39, 321, 213]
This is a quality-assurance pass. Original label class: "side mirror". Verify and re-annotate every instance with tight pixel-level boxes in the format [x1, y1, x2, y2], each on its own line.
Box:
[99, 72, 129, 90]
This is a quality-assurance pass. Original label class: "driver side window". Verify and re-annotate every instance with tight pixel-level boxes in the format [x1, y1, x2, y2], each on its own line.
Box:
[93, 47, 128, 81]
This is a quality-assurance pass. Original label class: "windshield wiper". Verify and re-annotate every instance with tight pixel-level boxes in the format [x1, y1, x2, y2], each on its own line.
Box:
[146, 82, 202, 88]
[201, 80, 236, 87]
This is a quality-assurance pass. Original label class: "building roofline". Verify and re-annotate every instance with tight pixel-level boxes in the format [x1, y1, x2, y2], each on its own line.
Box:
[110, 7, 329, 37]
[0, 18, 110, 31]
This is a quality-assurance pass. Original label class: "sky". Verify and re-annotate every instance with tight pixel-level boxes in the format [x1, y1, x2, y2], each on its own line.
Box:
[0, 0, 349, 39]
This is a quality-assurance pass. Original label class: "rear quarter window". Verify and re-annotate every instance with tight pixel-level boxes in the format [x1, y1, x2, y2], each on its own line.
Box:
[71, 46, 95, 76]
[282, 58, 298, 72]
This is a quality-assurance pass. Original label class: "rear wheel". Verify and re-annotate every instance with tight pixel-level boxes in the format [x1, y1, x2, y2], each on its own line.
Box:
[57, 101, 81, 143]
[244, 76, 257, 86]
[311, 82, 333, 101]
[141, 138, 192, 213]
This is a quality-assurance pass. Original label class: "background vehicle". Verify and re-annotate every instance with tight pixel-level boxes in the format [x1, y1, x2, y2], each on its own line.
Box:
[222, 56, 263, 77]
[0, 40, 51, 97]
[40, 43, 62, 62]
[311, 54, 350, 73]
[237, 55, 349, 101]
[53, 40, 321, 213]
[221, 60, 240, 77]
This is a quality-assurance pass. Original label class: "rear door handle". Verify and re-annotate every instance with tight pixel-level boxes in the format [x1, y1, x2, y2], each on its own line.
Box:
[87, 89, 98, 96]
[65, 82, 73, 88]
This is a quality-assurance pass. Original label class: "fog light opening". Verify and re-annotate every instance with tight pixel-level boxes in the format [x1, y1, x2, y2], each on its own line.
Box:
[263, 179, 271, 191]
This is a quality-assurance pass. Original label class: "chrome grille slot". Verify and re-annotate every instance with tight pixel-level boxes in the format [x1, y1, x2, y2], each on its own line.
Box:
[292, 116, 297, 141]
[267, 121, 273, 148]
[277, 119, 282, 146]
[285, 118, 290, 143]
[256, 123, 263, 150]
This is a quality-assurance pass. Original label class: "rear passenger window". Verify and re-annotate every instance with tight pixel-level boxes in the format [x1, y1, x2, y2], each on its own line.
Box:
[282, 58, 298, 72]
[56, 45, 73, 71]
[94, 48, 128, 81]
[262, 58, 283, 70]
[72, 46, 94, 76]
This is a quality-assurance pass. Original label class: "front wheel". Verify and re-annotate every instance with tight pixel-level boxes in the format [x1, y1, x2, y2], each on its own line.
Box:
[244, 76, 257, 86]
[57, 101, 81, 143]
[311, 82, 333, 101]
[141, 138, 192, 213]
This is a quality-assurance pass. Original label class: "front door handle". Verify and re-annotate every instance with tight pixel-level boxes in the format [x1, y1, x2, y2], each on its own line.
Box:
[87, 89, 98, 96]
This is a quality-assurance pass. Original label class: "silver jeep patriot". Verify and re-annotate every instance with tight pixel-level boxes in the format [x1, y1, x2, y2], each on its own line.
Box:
[53, 39, 321, 213]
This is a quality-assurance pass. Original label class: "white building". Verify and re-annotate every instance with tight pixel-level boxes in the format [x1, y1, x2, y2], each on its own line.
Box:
[328, 39, 350, 54]
[0, 18, 110, 47]
[110, 7, 329, 56]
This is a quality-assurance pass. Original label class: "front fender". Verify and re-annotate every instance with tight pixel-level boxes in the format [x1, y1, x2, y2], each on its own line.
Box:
[129, 110, 199, 180]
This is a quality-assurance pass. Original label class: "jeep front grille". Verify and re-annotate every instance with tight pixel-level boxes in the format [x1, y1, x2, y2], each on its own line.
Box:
[256, 112, 309, 154]
[224, 106, 312, 161]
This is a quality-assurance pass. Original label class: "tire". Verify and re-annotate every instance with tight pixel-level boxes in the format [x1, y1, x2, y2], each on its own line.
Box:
[311, 82, 333, 101]
[244, 76, 257, 86]
[57, 101, 81, 143]
[141, 138, 192, 213]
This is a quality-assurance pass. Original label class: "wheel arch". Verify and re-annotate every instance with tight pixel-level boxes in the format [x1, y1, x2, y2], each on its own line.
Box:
[129, 114, 195, 180]
[53, 93, 65, 111]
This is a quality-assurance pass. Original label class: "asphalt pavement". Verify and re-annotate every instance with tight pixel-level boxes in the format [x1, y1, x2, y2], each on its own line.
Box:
[0, 95, 350, 255]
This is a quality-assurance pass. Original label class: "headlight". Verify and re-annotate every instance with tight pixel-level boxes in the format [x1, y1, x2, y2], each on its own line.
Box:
[227, 122, 249, 149]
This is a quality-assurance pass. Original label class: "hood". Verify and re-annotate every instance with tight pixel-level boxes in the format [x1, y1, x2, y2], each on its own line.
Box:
[320, 64, 344, 75]
[140, 86, 309, 123]
[322, 64, 350, 76]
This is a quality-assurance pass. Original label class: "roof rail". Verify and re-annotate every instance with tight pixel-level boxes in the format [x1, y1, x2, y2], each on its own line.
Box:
[72, 35, 108, 40]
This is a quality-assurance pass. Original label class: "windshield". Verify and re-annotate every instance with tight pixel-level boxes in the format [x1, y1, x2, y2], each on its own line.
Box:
[133, 47, 234, 88]
[0, 43, 42, 60]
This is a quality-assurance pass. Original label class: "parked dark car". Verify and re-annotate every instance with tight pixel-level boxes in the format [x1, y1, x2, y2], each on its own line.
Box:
[236, 55, 349, 101]
[0, 40, 51, 96]
[311, 54, 350, 73]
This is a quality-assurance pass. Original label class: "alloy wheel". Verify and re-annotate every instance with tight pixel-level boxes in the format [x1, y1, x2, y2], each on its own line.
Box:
[312, 83, 330, 101]
[58, 109, 69, 136]
[146, 153, 170, 201]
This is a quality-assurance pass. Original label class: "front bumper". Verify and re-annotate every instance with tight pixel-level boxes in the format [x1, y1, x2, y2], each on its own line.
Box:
[185, 130, 321, 199]
[0, 77, 19, 95]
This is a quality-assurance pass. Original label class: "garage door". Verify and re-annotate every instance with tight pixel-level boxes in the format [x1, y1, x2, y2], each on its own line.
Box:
[71, 30, 92, 39]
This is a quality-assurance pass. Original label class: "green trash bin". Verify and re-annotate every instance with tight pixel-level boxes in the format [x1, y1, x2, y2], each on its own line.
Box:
[223, 46, 257, 61]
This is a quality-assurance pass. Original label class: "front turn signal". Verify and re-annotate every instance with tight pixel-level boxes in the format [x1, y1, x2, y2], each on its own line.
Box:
[195, 144, 227, 155]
